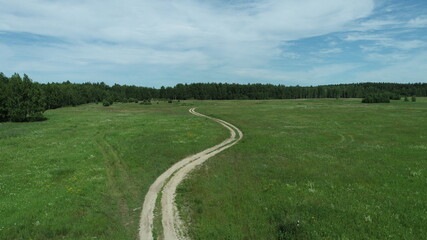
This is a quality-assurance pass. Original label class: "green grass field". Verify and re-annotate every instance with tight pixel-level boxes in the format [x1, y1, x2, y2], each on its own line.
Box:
[0, 102, 227, 240]
[1, 99, 426, 239]
[177, 98, 427, 240]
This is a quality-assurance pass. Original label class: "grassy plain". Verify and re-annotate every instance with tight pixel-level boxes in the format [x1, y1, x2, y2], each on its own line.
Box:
[177, 98, 427, 239]
[0, 102, 227, 240]
[2, 98, 426, 240]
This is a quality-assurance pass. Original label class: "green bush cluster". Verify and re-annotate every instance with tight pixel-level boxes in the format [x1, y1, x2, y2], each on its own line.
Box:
[121, 98, 139, 103]
[140, 99, 152, 105]
[102, 99, 111, 106]
[362, 93, 391, 103]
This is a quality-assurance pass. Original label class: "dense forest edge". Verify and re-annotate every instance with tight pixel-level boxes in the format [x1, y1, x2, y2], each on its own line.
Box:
[1, 72, 426, 122]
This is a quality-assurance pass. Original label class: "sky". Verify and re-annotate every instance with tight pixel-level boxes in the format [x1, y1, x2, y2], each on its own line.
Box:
[0, 0, 427, 87]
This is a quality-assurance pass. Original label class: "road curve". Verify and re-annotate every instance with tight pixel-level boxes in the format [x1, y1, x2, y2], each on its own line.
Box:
[139, 108, 243, 240]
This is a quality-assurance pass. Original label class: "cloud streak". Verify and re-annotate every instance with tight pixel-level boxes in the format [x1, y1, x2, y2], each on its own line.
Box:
[0, 0, 426, 86]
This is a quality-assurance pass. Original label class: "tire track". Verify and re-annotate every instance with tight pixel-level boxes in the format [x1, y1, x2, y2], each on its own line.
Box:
[139, 108, 243, 240]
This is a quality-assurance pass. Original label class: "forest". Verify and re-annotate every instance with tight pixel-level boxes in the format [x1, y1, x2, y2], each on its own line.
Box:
[1, 72, 426, 122]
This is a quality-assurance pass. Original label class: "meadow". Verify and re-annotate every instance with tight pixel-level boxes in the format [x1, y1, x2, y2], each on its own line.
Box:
[177, 98, 427, 240]
[1, 98, 426, 240]
[0, 102, 227, 240]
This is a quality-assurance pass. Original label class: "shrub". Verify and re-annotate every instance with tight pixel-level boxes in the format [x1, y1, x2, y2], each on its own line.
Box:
[362, 93, 390, 103]
[127, 98, 138, 103]
[391, 95, 401, 100]
[102, 99, 111, 106]
[412, 96, 416, 102]
[140, 100, 152, 105]
[404, 96, 409, 102]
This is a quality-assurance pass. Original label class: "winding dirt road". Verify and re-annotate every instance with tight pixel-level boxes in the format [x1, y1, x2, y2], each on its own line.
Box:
[139, 108, 243, 240]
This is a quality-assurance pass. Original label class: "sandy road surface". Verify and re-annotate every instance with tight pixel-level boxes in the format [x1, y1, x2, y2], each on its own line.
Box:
[139, 108, 243, 240]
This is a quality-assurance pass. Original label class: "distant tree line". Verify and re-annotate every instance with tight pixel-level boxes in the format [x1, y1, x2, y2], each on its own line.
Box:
[1, 72, 426, 122]
[160, 82, 427, 100]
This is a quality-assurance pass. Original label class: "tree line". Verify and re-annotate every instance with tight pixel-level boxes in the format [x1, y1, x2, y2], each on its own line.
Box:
[160, 82, 427, 100]
[1, 72, 426, 122]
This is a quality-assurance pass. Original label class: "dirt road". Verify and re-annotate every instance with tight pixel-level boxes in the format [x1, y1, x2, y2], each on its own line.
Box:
[139, 108, 243, 240]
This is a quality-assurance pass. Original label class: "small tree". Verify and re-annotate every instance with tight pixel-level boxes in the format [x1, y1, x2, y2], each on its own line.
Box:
[404, 96, 409, 102]
[411, 96, 416, 102]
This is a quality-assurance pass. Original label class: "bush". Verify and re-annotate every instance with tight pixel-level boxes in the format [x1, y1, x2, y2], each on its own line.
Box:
[379, 92, 401, 100]
[388, 93, 401, 100]
[362, 93, 390, 103]
[102, 99, 111, 106]
[404, 96, 409, 102]
[27, 112, 47, 122]
[412, 96, 416, 102]
[140, 99, 152, 105]
[129, 98, 139, 103]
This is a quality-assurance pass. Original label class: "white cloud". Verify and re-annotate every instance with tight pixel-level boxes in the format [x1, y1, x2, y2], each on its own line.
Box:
[408, 16, 427, 28]
[344, 33, 390, 41]
[315, 48, 343, 55]
[2, 0, 426, 87]
[0, 0, 374, 71]
[360, 45, 381, 52]
[354, 19, 403, 31]
[233, 63, 360, 85]
[347, 33, 426, 51]
[356, 51, 427, 83]
[381, 40, 426, 50]
[365, 53, 410, 63]
[281, 52, 300, 59]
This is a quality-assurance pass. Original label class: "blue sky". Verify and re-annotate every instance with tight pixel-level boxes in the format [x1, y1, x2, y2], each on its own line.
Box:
[0, 0, 426, 87]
